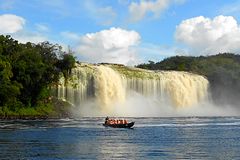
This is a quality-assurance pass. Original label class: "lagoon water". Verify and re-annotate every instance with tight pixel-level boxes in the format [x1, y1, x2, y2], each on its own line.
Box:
[0, 117, 240, 159]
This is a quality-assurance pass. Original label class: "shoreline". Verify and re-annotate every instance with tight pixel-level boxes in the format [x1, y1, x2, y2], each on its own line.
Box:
[0, 98, 73, 120]
[0, 115, 71, 120]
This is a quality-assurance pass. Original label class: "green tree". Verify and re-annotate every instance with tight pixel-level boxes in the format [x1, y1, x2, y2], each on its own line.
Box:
[0, 35, 76, 113]
[57, 53, 76, 80]
[0, 57, 22, 108]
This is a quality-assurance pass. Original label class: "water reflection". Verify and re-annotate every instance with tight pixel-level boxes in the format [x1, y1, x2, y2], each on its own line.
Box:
[96, 128, 139, 159]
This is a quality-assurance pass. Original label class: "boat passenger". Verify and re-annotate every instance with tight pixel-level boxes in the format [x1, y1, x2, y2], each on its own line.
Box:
[105, 117, 109, 124]
[120, 120, 123, 124]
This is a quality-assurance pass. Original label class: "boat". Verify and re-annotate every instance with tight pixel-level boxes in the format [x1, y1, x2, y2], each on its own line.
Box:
[103, 117, 135, 128]
[103, 121, 135, 128]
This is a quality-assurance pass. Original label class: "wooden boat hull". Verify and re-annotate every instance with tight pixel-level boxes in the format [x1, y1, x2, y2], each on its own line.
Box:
[103, 122, 135, 128]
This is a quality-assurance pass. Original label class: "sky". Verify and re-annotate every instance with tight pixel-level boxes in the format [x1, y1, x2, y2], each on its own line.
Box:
[1, 0, 240, 65]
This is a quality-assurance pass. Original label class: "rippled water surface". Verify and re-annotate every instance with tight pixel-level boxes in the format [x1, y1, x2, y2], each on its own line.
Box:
[0, 117, 240, 159]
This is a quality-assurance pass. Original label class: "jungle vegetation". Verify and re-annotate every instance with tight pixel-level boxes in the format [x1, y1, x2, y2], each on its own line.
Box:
[0, 35, 75, 118]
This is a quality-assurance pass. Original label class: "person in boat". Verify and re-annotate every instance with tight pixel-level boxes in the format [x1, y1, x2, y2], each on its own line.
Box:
[105, 117, 128, 125]
[105, 117, 109, 124]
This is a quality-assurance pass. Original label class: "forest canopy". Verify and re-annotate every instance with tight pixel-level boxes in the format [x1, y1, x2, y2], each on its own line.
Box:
[0, 35, 75, 117]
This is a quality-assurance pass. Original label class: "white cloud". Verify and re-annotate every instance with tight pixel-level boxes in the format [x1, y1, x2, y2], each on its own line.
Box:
[175, 15, 240, 55]
[76, 27, 141, 65]
[0, 14, 25, 34]
[61, 31, 80, 41]
[128, 0, 185, 22]
[12, 31, 48, 44]
[35, 24, 49, 32]
[0, 14, 48, 44]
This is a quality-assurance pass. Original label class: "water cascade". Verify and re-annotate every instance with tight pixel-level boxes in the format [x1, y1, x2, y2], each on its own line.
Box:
[53, 63, 209, 116]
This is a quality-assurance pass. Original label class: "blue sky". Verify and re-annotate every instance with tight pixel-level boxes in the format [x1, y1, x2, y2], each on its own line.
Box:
[1, 0, 240, 65]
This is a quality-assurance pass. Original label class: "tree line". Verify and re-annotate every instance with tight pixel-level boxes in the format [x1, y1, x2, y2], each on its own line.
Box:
[136, 53, 240, 106]
[0, 35, 75, 117]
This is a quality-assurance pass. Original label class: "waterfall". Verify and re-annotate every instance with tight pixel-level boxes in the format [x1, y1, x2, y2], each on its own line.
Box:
[94, 65, 125, 112]
[53, 63, 209, 115]
[122, 71, 209, 107]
